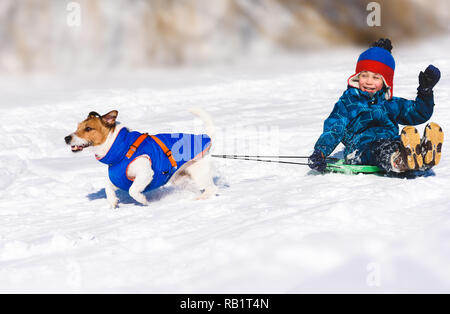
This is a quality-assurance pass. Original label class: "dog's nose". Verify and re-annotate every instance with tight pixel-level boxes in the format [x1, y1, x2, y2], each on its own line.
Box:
[65, 135, 72, 144]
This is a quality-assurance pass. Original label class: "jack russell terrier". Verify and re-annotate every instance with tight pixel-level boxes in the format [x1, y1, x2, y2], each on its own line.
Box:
[65, 109, 217, 208]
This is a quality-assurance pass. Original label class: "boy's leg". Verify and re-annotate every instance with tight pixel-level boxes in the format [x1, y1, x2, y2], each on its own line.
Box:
[351, 137, 416, 173]
[346, 139, 401, 172]
[347, 124, 443, 173]
[371, 124, 442, 173]
[369, 139, 404, 173]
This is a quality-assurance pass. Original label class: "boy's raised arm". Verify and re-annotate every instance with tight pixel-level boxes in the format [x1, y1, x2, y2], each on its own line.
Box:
[391, 65, 440, 126]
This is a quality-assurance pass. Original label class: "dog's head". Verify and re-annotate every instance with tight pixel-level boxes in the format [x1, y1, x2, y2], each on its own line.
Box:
[65, 110, 118, 152]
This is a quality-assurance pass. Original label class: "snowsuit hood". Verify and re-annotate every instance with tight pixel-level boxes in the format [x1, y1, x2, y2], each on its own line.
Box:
[348, 46, 395, 100]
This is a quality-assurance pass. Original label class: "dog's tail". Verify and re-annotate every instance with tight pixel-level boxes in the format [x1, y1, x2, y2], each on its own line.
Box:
[189, 107, 216, 142]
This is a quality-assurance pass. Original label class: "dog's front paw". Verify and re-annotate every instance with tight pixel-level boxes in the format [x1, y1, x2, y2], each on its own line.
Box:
[107, 197, 119, 209]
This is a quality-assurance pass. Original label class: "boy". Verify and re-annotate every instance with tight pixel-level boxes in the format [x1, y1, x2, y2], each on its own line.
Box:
[309, 38, 443, 174]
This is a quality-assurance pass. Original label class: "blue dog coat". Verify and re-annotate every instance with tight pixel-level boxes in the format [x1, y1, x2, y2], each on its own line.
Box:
[97, 127, 212, 192]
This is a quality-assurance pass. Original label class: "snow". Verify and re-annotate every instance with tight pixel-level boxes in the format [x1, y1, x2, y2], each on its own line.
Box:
[1, 35, 450, 293]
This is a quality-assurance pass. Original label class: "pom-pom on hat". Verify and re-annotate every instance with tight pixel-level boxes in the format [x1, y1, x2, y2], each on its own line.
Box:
[348, 38, 395, 100]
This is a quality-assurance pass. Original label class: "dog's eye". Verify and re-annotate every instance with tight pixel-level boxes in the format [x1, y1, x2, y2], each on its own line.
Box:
[85, 127, 93, 132]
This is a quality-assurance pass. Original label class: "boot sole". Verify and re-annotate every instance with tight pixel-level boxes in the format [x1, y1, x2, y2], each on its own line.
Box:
[400, 126, 423, 170]
[423, 122, 444, 166]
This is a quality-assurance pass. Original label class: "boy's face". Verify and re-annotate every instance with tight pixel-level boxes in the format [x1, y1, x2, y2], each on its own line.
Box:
[358, 71, 384, 93]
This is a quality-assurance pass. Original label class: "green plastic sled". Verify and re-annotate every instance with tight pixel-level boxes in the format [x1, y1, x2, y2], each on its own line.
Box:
[326, 159, 382, 174]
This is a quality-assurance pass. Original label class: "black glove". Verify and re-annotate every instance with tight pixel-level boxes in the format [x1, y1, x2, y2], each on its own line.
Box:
[308, 150, 327, 173]
[418, 65, 441, 97]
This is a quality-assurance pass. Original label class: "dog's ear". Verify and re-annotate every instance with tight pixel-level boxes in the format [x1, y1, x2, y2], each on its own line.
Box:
[101, 110, 118, 127]
[88, 111, 101, 119]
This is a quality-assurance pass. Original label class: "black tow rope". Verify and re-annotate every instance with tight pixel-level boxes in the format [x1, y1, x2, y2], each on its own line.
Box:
[211, 154, 340, 167]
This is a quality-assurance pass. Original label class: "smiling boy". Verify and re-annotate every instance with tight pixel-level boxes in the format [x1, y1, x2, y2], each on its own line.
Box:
[309, 38, 443, 174]
[358, 71, 384, 94]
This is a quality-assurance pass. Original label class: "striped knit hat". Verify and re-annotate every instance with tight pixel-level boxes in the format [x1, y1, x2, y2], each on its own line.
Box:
[348, 39, 395, 100]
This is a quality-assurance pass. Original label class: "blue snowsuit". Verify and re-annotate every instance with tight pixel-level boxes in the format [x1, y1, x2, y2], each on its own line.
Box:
[314, 87, 434, 166]
[98, 128, 212, 192]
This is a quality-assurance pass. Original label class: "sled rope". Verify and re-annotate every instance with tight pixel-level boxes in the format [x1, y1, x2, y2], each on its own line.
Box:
[212, 154, 311, 159]
[212, 154, 339, 161]
[211, 154, 341, 167]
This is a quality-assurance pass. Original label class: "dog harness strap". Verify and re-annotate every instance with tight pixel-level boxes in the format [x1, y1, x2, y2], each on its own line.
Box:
[126, 133, 149, 159]
[150, 135, 178, 168]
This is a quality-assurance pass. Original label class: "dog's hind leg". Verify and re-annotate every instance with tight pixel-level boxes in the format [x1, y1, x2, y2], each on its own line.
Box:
[185, 156, 218, 200]
[127, 156, 154, 206]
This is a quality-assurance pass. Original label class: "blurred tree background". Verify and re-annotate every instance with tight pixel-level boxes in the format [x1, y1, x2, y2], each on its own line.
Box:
[0, 0, 448, 73]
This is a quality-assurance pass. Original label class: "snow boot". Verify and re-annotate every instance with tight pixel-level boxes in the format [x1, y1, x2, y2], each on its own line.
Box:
[421, 122, 444, 167]
[400, 126, 423, 170]
[392, 126, 423, 172]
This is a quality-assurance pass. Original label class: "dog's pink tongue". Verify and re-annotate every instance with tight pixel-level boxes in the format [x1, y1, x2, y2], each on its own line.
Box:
[71, 146, 83, 152]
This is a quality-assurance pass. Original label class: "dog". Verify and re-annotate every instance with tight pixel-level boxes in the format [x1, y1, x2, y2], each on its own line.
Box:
[65, 109, 217, 208]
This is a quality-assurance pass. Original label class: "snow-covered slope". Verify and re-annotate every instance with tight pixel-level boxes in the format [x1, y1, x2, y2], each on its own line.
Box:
[1, 36, 450, 293]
